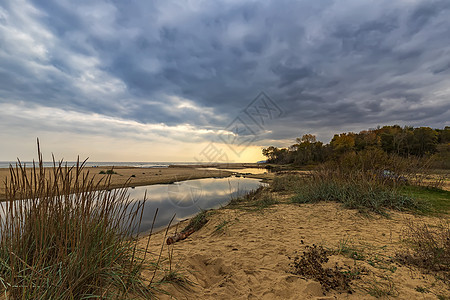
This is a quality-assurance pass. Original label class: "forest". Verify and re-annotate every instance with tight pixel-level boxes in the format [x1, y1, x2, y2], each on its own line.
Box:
[262, 125, 450, 168]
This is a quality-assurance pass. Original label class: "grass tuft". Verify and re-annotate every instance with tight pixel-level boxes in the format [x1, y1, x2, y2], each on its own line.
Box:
[289, 168, 423, 215]
[363, 276, 398, 298]
[228, 187, 278, 210]
[182, 210, 209, 233]
[271, 174, 303, 192]
[213, 220, 229, 235]
[397, 221, 449, 281]
[159, 270, 193, 291]
[334, 238, 365, 261]
[0, 143, 157, 299]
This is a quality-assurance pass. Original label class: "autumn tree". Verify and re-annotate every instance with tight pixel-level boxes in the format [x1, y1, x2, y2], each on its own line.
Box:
[261, 125, 445, 167]
[330, 133, 355, 154]
[290, 134, 327, 165]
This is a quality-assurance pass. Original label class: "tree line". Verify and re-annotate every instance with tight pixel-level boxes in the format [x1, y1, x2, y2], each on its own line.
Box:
[262, 125, 450, 167]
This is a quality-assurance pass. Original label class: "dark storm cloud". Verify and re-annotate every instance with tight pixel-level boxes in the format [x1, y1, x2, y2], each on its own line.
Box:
[1, 0, 449, 147]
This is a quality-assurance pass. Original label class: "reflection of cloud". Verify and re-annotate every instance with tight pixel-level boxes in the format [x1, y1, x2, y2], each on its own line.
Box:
[127, 177, 263, 232]
[130, 177, 255, 203]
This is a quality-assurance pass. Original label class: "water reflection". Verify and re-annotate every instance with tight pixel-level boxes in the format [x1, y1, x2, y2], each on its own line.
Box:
[199, 167, 268, 175]
[127, 176, 264, 234]
[0, 176, 265, 235]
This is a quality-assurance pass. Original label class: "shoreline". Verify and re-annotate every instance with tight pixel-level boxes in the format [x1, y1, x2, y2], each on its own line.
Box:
[0, 166, 234, 201]
[0, 163, 270, 201]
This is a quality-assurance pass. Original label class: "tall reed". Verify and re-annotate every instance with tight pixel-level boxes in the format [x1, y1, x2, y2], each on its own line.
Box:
[0, 144, 155, 299]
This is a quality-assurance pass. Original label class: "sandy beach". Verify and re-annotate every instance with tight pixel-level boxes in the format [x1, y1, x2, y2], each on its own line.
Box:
[1, 162, 447, 298]
[0, 163, 274, 201]
[141, 200, 449, 299]
[0, 166, 234, 201]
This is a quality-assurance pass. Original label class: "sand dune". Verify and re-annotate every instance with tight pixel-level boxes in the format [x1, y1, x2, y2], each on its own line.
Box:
[141, 202, 449, 299]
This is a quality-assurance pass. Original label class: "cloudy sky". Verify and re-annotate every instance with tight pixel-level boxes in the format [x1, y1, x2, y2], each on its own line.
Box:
[1, 0, 449, 162]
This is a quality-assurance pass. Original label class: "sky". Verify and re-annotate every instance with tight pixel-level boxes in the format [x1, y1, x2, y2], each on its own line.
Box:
[0, 0, 449, 162]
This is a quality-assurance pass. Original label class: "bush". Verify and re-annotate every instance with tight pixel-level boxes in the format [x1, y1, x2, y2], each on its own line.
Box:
[286, 149, 432, 215]
[0, 148, 155, 299]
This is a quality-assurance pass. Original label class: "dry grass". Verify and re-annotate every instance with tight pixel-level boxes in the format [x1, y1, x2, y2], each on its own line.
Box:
[0, 144, 160, 299]
[288, 244, 353, 293]
[397, 221, 450, 281]
[291, 170, 421, 216]
[283, 151, 445, 215]
[228, 186, 278, 210]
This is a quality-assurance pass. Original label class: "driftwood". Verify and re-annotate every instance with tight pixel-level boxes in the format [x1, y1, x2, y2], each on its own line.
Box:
[166, 228, 195, 245]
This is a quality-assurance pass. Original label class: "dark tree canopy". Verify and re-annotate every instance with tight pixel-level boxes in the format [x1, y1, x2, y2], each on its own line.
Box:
[262, 126, 449, 167]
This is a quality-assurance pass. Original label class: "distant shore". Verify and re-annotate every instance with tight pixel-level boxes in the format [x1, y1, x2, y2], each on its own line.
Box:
[0, 163, 269, 201]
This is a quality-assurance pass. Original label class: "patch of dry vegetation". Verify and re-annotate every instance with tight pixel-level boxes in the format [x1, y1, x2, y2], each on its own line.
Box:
[288, 245, 354, 293]
[228, 186, 278, 210]
[397, 221, 450, 281]
[0, 144, 170, 299]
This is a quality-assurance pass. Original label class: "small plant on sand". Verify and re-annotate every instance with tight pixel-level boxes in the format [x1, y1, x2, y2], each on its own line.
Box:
[0, 144, 157, 299]
[228, 186, 278, 210]
[159, 270, 193, 291]
[182, 210, 209, 233]
[397, 221, 450, 281]
[335, 238, 365, 261]
[288, 245, 353, 293]
[213, 220, 229, 235]
[363, 275, 398, 298]
[99, 169, 117, 175]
